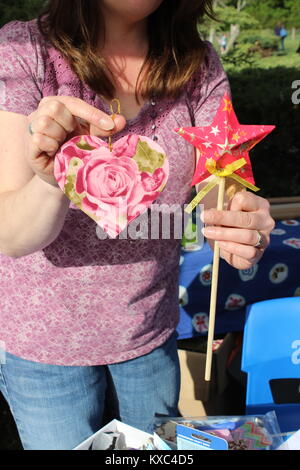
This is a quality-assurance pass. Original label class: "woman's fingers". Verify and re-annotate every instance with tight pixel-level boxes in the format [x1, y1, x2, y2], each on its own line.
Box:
[30, 114, 69, 144]
[36, 98, 77, 133]
[89, 113, 127, 137]
[25, 95, 128, 187]
[218, 245, 262, 271]
[38, 96, 126, 136]
[227, 190, 269, 212]
[201, 190, 275, 270]
[218, 240, 259, 263]
[202, 208, 263, 230]
[29, 97, 127, 160]
[201, 191, 274, 232]
[202, 226, 264, 247]
[28, 95, 128, 162]
[31, 133, 63, 158]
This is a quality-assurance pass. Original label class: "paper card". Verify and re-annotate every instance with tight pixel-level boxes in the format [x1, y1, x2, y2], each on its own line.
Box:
[74, 419, 172, 450]
[176, 423, 228, 450]
[74, 419, 152, 450]
[277, 430, 300, 450]
[153, 433, 173, 450]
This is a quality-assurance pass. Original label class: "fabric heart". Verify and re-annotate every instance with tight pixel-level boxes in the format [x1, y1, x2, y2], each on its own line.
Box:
[54, 134, 169, 238]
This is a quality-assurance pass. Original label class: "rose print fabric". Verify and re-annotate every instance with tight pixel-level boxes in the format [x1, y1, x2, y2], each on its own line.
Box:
[0, 20, 230, 365]
[54, 134, 169, 238]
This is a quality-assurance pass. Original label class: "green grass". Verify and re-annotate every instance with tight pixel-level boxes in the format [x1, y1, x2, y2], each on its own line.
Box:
[214, 29, 300, 71]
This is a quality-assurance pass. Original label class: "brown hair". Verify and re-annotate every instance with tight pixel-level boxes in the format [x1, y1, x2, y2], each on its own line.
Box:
[38, 0, 215, 102]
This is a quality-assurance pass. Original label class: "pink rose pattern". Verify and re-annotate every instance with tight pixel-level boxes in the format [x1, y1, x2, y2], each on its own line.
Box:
[54, 135, 169, 238]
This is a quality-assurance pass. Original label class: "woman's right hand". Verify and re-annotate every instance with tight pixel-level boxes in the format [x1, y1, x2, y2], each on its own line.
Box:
[25, 96, 126, 187]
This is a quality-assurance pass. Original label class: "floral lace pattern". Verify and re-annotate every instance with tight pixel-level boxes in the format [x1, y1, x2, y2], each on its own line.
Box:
[0, 20, 230, 365]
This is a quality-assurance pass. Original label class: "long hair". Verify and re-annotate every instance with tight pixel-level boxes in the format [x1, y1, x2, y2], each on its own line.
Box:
[38, 1, 215, 102]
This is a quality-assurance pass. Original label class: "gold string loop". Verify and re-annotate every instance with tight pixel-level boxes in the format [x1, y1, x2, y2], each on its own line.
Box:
[110, 98, 121, 116]
[108, 99, 121, 152]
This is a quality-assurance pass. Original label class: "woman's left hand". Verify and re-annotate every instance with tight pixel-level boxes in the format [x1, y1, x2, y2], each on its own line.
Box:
[201, 191, 275, 270]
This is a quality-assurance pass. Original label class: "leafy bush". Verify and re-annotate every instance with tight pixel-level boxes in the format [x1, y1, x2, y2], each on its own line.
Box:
[221, 46, 257, 68]
[240, 35, 279, 50]
[238, 29, 279, 53]
[228, 67, 300, 197]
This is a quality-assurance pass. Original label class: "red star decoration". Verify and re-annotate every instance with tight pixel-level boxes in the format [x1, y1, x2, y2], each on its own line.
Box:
[174, 93, 275, 187]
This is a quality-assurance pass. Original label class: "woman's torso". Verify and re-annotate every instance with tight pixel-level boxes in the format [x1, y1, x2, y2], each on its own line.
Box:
[0, 19, 229, 365]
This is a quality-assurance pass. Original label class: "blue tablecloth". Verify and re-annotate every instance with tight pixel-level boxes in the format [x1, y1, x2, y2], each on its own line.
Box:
[177, 219, 300, 339]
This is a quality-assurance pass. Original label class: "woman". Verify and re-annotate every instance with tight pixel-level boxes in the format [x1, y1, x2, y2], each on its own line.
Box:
[0, 0, 274, 450]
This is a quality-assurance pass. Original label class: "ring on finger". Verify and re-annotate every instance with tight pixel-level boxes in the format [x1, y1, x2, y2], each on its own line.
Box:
[28, 122, 34, 136]
[254, 230, 264, 249]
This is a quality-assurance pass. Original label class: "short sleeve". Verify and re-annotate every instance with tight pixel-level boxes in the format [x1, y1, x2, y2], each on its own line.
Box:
[0, 20, 45, 115]
[189, 41, 231, 127]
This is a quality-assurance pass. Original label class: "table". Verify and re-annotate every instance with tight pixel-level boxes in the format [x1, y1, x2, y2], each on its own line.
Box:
[177, 219, 300, 340]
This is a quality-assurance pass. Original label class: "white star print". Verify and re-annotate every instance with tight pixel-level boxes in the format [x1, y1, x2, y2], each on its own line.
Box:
[203, 142, 213, 148]
[210, 125, 220, 136]
[216, 137, 235, 155]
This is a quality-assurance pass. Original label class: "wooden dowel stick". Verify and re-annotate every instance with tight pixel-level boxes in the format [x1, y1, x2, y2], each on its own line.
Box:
[204, 177, 226, 382]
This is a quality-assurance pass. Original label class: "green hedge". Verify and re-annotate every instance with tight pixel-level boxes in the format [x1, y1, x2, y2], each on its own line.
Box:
[228, 67, 300, 197]
[238, 31, 279, 50]
[244, 36, 278, 50]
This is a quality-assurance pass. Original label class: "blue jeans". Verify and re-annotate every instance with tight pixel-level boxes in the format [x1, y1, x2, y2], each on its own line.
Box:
[0, 332, 180, 450]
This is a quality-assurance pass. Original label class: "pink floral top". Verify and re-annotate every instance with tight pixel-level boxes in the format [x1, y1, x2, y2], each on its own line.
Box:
[0, 19, 230, 365]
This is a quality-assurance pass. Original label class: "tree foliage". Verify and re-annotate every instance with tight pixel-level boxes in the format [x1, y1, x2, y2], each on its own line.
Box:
[0, 0, 45, 27]
[200, 0, 299, 35]
[246, 0, 300, 28]
[215, 5, 260, 30]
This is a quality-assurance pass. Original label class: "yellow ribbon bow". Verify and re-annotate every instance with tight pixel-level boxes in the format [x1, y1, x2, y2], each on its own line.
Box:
[185, 157, 260, 214]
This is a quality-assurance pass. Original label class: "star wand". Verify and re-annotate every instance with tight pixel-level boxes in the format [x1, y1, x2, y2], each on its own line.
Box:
[175, 93, 275, 382]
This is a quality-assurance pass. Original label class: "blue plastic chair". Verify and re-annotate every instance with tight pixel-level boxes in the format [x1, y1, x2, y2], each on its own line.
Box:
[242, 297, 300, 433]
